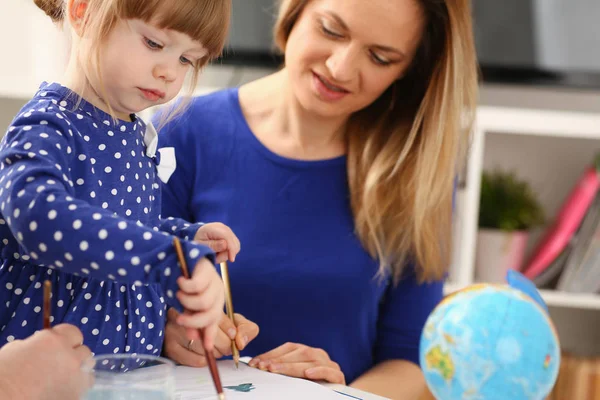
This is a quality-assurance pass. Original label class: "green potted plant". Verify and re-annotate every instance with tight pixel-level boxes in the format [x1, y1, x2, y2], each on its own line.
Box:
[475, 170, 545, 282]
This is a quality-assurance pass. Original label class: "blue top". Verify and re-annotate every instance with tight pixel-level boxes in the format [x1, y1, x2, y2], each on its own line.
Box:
[0, 82, 213, 356]
[157, 88, 444, 383]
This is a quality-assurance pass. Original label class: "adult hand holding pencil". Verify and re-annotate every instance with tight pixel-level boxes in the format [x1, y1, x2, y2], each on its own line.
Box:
[220, 261, 240, 369]
[0, 280, 93, 399]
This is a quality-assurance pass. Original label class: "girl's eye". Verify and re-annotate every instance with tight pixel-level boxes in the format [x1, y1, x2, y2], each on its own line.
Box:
[179, 56, 194, 66]
[371, 52, 391, 66]
[144, 38, 162, 50]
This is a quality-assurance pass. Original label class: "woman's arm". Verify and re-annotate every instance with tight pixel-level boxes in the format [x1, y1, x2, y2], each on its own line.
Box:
[362, 268, 443, 399]
[350, 359, 428, 400]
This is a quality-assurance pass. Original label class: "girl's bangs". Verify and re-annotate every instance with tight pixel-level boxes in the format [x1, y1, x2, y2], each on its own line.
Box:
[119, 0, 230, 59]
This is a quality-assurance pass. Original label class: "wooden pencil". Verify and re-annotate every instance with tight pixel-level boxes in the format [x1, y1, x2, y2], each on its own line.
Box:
[220, 261, 239, 369]
[43, 280, 51, 329]
[173, 237, 225, 400]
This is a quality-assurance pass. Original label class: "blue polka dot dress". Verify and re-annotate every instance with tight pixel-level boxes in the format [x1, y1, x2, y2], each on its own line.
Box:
[0, 82, 214, 355]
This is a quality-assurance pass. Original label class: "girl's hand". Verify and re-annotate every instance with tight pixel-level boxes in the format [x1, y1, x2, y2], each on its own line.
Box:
[249, 342, 345, 384]
[194, 223, 241, 263]
[163, 308, 259, 367]
[176, 257, 225, 350]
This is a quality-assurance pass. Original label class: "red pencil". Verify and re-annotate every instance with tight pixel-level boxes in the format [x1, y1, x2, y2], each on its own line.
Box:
[43, 280, 51, 329]
[173, 237, 225, 400]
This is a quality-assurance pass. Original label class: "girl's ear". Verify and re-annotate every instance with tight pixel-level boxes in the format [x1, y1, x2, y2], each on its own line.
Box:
[66, 0, 88, 35]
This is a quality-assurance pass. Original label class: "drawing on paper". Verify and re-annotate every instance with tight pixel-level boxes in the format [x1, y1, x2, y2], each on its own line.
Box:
[224, 383, 256, 393]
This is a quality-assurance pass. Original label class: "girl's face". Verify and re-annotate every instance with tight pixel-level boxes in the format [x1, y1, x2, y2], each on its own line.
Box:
[284, 0, 425, 119]
[87, 19, 207, 120]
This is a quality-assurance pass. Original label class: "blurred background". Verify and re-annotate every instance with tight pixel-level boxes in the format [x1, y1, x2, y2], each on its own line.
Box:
[1, 1, 600, 396]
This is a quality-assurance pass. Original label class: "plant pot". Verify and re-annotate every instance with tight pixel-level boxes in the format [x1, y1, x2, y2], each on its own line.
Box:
[475, 228, 530, 283]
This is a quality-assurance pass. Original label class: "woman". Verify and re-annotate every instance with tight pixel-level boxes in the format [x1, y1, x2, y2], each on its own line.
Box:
[158, 0, 477, 397]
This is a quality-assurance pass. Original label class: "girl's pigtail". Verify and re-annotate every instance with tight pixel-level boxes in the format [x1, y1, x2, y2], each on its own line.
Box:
[34, 0, 65, 23]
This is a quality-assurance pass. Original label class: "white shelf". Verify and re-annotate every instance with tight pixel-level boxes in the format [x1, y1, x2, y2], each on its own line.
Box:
[444, 283, 600, 310]
[451, 103, 600, 313]
[538, 290, 600, 310]
[477, 106, 600, 139]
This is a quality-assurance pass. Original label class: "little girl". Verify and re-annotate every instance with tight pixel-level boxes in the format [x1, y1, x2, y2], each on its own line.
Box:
[0, 0, 235, 355]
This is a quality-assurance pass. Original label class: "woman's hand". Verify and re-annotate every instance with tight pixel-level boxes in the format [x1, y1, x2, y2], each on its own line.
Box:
[249, 342, 345, 384]
[163, 308, 259, 367]
[0, 324, 92, 400]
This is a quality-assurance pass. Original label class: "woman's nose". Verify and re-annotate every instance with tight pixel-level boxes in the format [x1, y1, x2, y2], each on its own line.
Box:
[325, 44, 359, 83]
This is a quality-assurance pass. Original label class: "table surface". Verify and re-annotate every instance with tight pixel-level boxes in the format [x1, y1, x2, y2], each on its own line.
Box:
[322, 383, 390, 400]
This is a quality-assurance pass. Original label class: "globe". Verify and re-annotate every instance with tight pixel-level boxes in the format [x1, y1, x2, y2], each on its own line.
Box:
[419, 272, 560, 400]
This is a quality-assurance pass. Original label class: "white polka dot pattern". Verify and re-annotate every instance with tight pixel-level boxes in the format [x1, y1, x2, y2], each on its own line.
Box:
[0, 83, 212, 355]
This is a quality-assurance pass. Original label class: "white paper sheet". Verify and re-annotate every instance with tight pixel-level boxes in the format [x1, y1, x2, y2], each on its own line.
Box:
[174, 360, 346, 400]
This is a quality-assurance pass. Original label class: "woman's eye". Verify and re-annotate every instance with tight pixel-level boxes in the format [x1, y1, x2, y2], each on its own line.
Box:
[321, 24, 343, 39]
[144, 38, 162, 50]
[371, 52, 391, 66]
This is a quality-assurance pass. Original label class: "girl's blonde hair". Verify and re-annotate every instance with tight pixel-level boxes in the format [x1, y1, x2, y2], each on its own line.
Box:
[275, 0, 478, 283]
[34, 0, 230, 124]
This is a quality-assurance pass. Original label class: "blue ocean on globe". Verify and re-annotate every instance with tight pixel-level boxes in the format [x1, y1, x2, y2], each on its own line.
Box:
[419, 284, 560, 400]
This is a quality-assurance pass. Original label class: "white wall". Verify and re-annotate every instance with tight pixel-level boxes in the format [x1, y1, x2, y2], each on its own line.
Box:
[0, 0, 68, 98]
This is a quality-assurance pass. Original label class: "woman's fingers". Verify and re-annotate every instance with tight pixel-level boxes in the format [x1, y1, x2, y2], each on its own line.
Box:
[254, 344, 330, 366]
[265, 361, 345, 384]
[305, 366, 346, 384]
[74, 344, 92, 364]
[51, 323, 85, 348]
[214, 324, 234, 356]
[219, 313, 237, 340]
[233, 313, 259, 350]
[170, 339, 208, 368]
[249, 342, 298, 366]
[167, 307, 180, 322]
[248, 343, 344, 384]
[266, 361, 315, 376]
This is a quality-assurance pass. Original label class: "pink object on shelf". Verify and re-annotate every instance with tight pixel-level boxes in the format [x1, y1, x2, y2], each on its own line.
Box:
[523, 157, 600, 279]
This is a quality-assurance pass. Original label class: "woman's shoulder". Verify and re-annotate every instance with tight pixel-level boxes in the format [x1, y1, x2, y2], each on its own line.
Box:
[157, 88, 242, 140]
[156, 88, 245, 161]
[182, 88, 241, 126]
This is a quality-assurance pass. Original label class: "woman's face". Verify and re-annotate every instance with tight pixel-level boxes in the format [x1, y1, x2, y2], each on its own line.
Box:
[284, 0, 425, 119]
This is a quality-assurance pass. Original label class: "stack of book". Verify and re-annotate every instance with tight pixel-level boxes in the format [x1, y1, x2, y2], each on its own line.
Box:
[522, 154, 600, 293]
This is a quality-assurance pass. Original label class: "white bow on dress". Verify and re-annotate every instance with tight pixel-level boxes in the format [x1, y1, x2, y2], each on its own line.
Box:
[143, 121, 176, 184]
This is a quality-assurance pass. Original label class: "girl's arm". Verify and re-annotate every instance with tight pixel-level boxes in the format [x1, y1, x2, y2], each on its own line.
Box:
[0, 109, 213, 305]
[158, 216, 204, 240]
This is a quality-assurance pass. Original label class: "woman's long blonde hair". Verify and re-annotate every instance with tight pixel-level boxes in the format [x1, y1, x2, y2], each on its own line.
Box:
[275, 0, 478, 283]
[33, 0, 230, 123]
